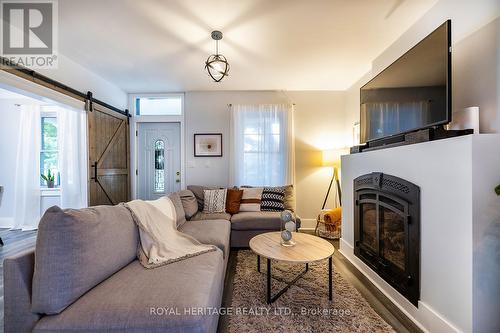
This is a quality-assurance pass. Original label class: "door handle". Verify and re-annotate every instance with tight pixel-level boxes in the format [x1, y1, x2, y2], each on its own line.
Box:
[93, 162, 98, 182]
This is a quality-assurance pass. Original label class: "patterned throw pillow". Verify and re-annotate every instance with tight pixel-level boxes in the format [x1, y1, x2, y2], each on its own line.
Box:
[203, 189, 227, 213]
[261, 187, 285, 212]
[239, 188, 263, 212]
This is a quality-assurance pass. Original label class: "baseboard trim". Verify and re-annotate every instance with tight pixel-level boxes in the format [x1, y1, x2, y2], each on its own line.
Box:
[339, 238, 460, 333]
[298, 218, 316, 230]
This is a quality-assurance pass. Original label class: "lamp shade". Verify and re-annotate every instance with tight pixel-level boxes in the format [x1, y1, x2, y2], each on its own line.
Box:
[322, 148, 349, 168]
[322, 150, 340, 167]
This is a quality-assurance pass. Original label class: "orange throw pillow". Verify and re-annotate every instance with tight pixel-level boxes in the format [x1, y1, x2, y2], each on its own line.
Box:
[226, 189, 244, 214]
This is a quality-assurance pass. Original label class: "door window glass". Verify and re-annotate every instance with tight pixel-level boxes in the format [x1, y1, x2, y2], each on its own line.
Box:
[135, 96, 183, 116]
[154, 140, 165, 193]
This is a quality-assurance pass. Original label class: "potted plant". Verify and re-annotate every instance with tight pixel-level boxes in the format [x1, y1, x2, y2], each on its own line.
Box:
[41, 169, 55, 188]
[496, 185, 500, 196]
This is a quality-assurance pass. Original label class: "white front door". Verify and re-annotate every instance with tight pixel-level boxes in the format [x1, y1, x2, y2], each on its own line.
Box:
[137, 122, 181, 200]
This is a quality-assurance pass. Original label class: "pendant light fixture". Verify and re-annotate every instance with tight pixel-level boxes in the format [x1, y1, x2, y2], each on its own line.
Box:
[205, 31, 230, 82]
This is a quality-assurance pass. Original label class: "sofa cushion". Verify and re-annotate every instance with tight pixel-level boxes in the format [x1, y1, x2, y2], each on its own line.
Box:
[231, 211, 301, 231]
[283, 184, 296, 212]
[239, 188, 263, 212]
[179, 190, 198, 219]
[33, 251, 224, 333]
[32, 205, 139, 315]
[190, 211, 231, 221]
[187, 185, 217, 211]
[225, 188, 243, 214]
[203, 189, 227, 213]
[180, 220, 231, 258]
[168, 192, 187, 228]
[261, 187, 285, 212]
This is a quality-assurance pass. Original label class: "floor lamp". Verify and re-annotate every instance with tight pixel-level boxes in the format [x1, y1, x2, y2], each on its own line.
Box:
[321, 150, 343, 209]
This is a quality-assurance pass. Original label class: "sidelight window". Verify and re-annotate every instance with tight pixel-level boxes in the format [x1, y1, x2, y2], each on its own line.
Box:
[154, 140, 165, 193]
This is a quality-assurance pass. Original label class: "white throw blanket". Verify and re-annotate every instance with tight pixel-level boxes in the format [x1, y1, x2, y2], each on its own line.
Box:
[125, 197, 216, 269]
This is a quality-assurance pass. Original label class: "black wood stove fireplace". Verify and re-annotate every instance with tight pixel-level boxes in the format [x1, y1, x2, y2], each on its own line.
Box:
[354, 172, 420, 306]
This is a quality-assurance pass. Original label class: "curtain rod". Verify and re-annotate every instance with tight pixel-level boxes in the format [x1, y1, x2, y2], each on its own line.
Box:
[0, 57, 129, 117]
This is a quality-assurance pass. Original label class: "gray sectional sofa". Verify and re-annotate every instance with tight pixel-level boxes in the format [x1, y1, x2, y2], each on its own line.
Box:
[3, 186, 299, 333]
[186, 185, 301, 248]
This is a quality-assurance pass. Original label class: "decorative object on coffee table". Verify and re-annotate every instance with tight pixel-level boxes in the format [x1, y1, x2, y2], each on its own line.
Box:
[194, 133, 222, 157]
[249, 232, 335, 304]
[280, 210, 296, 246]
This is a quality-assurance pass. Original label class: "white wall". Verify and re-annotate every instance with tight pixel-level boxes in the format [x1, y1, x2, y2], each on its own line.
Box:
[344, 0, 500, 136]
[471, 135, 500, 333]
[341, 136, 478, 333]
[289, 91, 348, 224]
[454, 17, 499, 133]
[184, 91, 287, 187]
[182, 90, 348, 226]
[341, 135, 500, 332]
[0, 100, 22, 226]
[37, 54, 128, 109]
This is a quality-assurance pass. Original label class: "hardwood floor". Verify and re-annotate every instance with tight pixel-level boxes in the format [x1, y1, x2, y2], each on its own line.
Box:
[0, 228, 37, 333]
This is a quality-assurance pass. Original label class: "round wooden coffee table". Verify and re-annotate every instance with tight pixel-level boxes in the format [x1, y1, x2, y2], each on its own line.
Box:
[249, 231, 335, 304]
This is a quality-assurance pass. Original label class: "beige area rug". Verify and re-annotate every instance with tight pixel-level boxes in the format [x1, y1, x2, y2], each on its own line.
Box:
[227, 250, 395, 333]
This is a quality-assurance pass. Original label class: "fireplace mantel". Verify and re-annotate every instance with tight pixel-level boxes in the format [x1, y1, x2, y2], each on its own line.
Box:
[340, 134, 500, 333]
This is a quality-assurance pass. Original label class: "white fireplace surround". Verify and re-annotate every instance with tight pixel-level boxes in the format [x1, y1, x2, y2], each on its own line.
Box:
[341, 134, 500, 333]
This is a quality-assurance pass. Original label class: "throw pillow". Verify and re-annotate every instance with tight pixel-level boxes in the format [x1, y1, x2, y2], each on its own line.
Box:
[239, 187, 263, 212]
[226, 188, 243, 214]
[283, 184, 296, 212]
[203, 189, 227, 213]
[187, 185, 217, 211]
[261, 187, 285, 212]
[179, 190, 198, 219]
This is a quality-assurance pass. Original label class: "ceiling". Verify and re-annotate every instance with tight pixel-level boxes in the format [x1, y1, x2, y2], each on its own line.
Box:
[58, 0, 437, 92]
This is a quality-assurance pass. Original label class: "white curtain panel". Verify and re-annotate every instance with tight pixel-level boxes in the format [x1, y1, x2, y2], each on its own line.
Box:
[58, 106, 88, 209]
[230, 104, 295, 187]
[13, 105, 41, 230]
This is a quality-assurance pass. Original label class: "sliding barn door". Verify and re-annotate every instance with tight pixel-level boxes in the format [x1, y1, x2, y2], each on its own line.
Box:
[87, 103, 130, 206]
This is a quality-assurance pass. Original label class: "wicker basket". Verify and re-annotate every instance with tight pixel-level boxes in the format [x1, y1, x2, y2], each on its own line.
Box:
[315, 208, 341, 239]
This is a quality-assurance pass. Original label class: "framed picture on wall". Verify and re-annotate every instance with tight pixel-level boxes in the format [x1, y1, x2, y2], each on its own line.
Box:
[194, 133, 223, 157]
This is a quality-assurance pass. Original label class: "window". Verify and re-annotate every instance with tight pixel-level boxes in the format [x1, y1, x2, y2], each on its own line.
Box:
[231, 104, 294, 187]
[40, 112, 59, 187]
[154, 140, 165, 193]
[135, 95, 183, 116]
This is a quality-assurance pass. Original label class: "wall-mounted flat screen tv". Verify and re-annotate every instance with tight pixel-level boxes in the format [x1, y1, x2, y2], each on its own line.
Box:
[360, 20, 451, 144]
